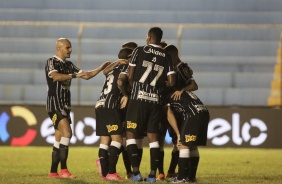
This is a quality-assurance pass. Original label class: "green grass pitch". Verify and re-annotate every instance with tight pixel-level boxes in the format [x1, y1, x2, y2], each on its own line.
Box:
[0, 146, 281, 183]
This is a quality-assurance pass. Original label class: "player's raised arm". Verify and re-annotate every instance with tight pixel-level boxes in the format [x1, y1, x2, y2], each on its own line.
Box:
[80, 61, 111, 80]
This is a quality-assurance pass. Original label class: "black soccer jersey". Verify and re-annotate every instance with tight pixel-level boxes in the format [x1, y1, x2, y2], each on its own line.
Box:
[175, 62, 194, 90]
[45, 55, 80, 112]
[168, 63, 208, 118]
[96, 63, 128, 109]
[129, 44, 175, 104]
[169, 91, 208, 119]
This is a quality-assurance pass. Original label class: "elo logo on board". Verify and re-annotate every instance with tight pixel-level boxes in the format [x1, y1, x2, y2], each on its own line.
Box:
[208, 113, 267, 146]
[0, 106, 37, 146]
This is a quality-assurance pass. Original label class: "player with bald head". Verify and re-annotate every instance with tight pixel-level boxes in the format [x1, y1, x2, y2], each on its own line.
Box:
[45, 38, 110, 179]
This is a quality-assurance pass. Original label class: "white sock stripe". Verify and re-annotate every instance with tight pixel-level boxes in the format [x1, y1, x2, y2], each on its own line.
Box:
[110, 141, 122, 149]
[149, 141, 159, 148]
[99, 144, 109, 150]
[60, 137, 70, 146]
[179, 149, 190, 158]
[126, 139, 137, 146]
[54, 141, 60, 149]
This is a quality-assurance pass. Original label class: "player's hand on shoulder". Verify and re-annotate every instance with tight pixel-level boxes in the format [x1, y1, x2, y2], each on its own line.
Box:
[171, 90, 183, 101]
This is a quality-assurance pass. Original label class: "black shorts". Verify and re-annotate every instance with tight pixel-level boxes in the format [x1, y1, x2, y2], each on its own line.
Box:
[95, 107, 125, 136]
[125, 100, 162, 136]
[159, 108, 169, 138]
[180, 110, 210, 147]
[48, 108, 71, 130]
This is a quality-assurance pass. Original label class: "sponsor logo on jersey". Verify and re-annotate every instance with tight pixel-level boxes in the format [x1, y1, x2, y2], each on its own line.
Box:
[127, 121, 137, 129]
[185, 134, 197, 142]
[137, 90, 158, 102]
[143, 45, 165, 57]
[107, 125, 118, 132]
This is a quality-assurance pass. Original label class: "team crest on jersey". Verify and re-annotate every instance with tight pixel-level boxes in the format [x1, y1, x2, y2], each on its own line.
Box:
[185, 134, 197, 143]
[52, 114, 57, 124]
[127, 121, 137, 129]
[107, 125, 118, 132]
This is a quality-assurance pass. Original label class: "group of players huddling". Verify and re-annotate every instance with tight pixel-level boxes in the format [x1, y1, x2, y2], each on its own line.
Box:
[45, 27, 209, 183]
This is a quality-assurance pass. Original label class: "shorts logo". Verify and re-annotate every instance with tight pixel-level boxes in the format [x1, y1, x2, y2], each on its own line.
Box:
[185, 134, 196, 143]
[107, 125, 118, 132]
[52, 114, 57, 124]
[127, 121, 137, 129]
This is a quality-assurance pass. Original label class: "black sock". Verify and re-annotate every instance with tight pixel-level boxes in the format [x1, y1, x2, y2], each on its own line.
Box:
[168, 150, 179, 173]
[177, 157, 189, 180]
[137, 148, 143, 167]
[150, 147, 160, 176]
[99, 148, 109, 177]
[158, 150, 164, 174]
[189, 157, 199, 180]
[121, 147, 132, 174]
[59, 144, 68, 169]
[50, 146, 60, 173]
[126, 144, 139, 173]
[108, 145, 121, 174]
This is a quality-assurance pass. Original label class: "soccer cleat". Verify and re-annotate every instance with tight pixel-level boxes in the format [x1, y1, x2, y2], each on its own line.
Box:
[145, 175, 156, 183]
[172, 177, 187, 183]
[48, 172, 61, 178]
[59, 169, 76, 179]
[156, 173, 165, 180]
[96, 159, 102, 177]
[166, 172, 178, 180]
[125, 172, 133, 180]
[105, 173, 123, 181]
[129, 173, 143, 182]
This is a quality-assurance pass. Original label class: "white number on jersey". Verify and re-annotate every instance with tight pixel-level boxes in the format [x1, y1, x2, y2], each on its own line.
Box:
[139, 60, 164, 87]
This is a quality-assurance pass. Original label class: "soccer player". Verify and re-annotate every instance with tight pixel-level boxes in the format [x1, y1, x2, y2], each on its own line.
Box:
[45, 38, 110, 179]
[125, 27, 175, 182]
[95, 48, 133, 181]
[120, 41, 141, 179]
[164, 45, 209, 183]
[156, 39, 168, 181]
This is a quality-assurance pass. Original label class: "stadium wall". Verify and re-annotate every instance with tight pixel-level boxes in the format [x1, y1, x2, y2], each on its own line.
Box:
[0, 105, 281, 148]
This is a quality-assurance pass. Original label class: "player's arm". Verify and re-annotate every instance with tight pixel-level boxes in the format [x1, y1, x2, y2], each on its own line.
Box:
[183, 79, 198, 91]
[117, 73, 130, 109]
[50, 71, 84, 81]
[127, 65, 135, 88]
[166, 106, 180, 141]
[81, 61, 111, 80]
[117, 73, 129, 97]
[171, 80, 198, 101]
[166, 72, 176, 87]
[103, 59, 127, 75]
